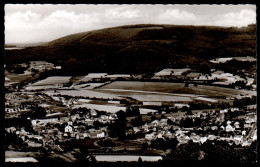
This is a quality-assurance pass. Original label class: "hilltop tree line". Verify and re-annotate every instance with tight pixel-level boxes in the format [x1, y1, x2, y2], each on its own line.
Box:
[5, 24, 256, 75]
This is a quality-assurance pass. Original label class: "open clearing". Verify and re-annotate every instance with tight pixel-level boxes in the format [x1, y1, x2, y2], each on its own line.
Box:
[154, 68, 190, 76]
[210, 56, 256, 63]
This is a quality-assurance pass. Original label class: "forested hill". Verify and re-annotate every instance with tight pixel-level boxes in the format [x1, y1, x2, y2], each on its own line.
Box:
[4, 24, 256, 75]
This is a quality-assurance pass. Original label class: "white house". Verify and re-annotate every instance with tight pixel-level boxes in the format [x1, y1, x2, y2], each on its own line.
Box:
[31, 120, 37, 126]
[83, 132, 89, 138]
[233, 135, 243, 143]
[234, 121, 240, 129]
[178, 135, 190, 144]
[190, 134, 201, 143]
[97, 131, 105, 138]
[242, 130, 247, 136]
[151, 120, 159, 127]
[226, 120, 232, 125]
[156, 133, 163, 139]
[65, 125, 73, 133]
[208, 135, 217, 140]
[242, 140, 251, 147]
[143, 123, 149, 132]
[145, 133, 155, 140]
[90, 109, 97, 116]
[200, 137, 208, 144]
[211, 126, 218, 131]
[164, 131, 173, 138]
[6, 127, 16, 133]
[133, 127, 140, 133]
[226, 124, 235, 132]
[55, 66, 62, 70]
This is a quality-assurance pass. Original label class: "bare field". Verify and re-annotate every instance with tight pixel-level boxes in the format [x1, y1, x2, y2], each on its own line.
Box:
[46, 89, 122, 99]
[98, 81, 255, 98]
[96, 89, 192, 102]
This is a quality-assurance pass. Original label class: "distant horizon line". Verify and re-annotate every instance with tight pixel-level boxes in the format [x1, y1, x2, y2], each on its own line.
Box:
[5, 23, 255, 45]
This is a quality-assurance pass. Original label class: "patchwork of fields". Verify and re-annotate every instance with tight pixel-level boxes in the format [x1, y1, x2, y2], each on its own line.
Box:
[40, 80, 256, 107]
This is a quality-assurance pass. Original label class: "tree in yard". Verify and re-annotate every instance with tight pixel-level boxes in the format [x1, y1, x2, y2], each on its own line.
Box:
[150, 115, 157, 121]
[141, 142, 149, 151]
[167, 141, 201, 161]
[167, 119, 174, 125]
[180, 117, 193, 128]
[181, 106, 189, 112]
[90, 155, 97, 163]
[108, 110, 126, 139]
[131, 115, 143, 127]
[138, 157, 143, 163]
[193, 118, 201, 127]
[184, 82, 189, 87]
[160, 114, 166, 119]
[186, 109, 193, 116]
[93, 120, 105, 129]
[196, 62, 211, 75]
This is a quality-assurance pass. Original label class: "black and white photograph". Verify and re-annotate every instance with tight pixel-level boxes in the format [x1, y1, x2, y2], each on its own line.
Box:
[4, 4, 257, 165]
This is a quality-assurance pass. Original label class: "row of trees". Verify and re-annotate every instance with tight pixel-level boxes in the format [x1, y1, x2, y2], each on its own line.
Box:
[233, 96, 256, 108]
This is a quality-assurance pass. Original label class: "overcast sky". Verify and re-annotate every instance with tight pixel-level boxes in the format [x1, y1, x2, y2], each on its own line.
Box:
[5, 4, 256, 44]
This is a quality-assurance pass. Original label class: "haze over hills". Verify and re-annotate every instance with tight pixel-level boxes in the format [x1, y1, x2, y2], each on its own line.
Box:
[4, 24, 256, 75]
